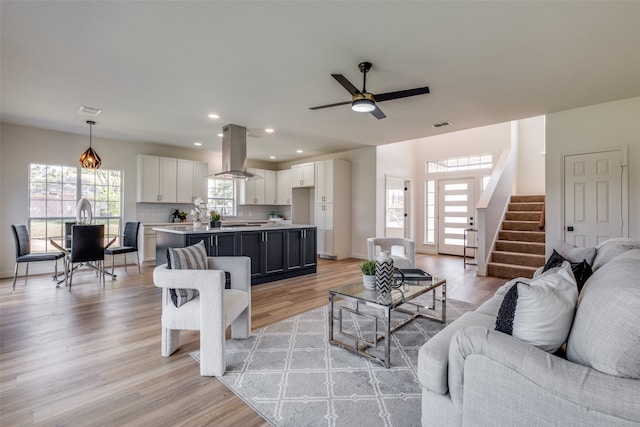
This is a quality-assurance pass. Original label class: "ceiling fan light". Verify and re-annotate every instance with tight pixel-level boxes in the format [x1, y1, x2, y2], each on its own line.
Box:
[352, 98, 376, 113]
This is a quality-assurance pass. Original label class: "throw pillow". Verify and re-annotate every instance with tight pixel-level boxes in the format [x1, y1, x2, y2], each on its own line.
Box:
[167, 241, 208, 307]
[495, 261, 579, 353]
[541, 249, 593, 293]
[554, 240, 596, 266]
[542, 249, 566, 272]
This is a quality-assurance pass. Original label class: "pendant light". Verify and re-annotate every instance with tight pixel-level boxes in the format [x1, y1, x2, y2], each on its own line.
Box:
[79, 120, 102, 169]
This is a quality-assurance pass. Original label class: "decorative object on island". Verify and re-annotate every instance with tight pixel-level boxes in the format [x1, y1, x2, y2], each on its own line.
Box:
[359, 259, 376, 290]
[79, 120, 102, 169]
[375, 251, 394, 294]
[191, 197, 207, 229]
[177, 211, 188, 222]
[210, 210, 221, 228]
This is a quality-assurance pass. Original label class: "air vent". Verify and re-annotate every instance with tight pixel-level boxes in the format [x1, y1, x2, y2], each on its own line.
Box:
[78, 105, 102, 117]
[432, 121, 452, 128]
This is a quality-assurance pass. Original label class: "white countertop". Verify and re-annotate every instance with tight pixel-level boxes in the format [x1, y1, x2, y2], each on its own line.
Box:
[152, 223, 311, 234]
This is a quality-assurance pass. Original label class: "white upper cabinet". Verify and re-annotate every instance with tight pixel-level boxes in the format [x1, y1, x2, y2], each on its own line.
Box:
[137, 155, 207, 203]
[176, 159, 195, 203]
[137, 155, 177, 202]
[276, 169, 292, 205]
[240, 168, 277, 205]
[315, 160, 335, 204]
[193, 161, 209, 202]
[292, 162, 315, 188]
[263, 170, 277, 205]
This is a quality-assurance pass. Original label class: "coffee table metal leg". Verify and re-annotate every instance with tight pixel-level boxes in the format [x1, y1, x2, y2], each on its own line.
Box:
[328, 292, 334, 343]
[384, 306, 391, 368]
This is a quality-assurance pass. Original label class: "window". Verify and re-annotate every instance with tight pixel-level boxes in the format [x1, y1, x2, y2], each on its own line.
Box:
[207, 178, 235, 217]
[427, 154, 493, 173]
[29, 163, 123, 252]
[386, 188, 404, 228]
[425, 180, 435, 244]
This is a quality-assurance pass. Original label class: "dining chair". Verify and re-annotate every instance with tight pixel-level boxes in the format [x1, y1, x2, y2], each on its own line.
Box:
[104, 221, 141, 276]
[67, 224, 105, 291]
[11, 224, 67, 291]
[367, 237, 415, 269]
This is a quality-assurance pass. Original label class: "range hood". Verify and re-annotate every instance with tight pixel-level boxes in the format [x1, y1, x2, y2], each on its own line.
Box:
[214, 124, 256, 180]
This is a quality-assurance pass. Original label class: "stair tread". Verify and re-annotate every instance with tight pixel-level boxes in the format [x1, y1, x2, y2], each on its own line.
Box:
[492, 250, 545, 258]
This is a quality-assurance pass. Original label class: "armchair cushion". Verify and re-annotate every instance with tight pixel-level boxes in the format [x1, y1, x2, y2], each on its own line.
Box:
[167, 241, 208, 307]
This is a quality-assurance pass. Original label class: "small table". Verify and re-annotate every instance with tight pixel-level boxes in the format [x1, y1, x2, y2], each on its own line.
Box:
[328, 274, 446, 368]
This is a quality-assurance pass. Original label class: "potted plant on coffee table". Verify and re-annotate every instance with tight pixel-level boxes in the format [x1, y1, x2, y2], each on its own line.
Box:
[360, 260, 376, 290]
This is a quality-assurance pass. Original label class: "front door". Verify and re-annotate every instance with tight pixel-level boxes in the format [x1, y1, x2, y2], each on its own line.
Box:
[438, 178, 475, 256]
[564, 149, 627, 247]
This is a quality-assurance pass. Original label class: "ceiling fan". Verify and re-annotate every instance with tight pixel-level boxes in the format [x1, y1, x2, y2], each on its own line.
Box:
[309, 61, 430, 120]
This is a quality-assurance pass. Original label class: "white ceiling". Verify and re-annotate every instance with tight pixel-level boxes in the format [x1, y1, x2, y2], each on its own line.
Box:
[2, 1, 640, 163]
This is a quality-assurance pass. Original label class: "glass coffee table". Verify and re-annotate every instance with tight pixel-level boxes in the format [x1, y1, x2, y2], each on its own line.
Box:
[328, 273, 446, 368]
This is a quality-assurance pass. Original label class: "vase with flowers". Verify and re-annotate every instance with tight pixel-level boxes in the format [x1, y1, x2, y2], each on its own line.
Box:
[191, 197, 207, 229]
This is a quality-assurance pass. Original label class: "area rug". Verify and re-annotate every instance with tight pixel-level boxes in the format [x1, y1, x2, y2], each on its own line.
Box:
[191, 296, 476, 427]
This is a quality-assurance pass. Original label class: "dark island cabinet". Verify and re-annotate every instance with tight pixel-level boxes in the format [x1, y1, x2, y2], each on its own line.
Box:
[185, 232, 238, 257]
[238, 230, 287, 279]
[156, 227, 317, 285]
[286, 228, 317, 270]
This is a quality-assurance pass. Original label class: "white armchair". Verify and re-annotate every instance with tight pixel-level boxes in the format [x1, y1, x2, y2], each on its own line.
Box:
[153, 256, 251, 377]
[367, 237, 415, 269]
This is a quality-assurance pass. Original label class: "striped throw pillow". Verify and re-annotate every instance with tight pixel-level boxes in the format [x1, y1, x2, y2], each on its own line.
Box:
[168, 240, 207, 307]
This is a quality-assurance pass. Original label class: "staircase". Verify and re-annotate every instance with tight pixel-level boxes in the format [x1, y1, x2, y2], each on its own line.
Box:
[487, 195, 546, 279]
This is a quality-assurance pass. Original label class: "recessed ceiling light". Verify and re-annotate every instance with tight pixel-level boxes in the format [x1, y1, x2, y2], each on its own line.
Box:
[265, 128, 274, 133]
[217, 133, 223, 137]
[208, 113, 219, 119]
[269, 156, 276, 159]
[296, 150, 303, 153]
[193, 141, 202, 146]
[432, 121, 452, 128]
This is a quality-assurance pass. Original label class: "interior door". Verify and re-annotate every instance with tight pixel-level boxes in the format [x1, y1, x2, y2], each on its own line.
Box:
[385, 175, 409, 238]
[438, 178, 475, 256]
[564, 149, 627, 247]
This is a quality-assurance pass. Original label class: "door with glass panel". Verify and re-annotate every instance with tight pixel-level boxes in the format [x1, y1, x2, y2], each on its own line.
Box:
[438, 178, 475, 256]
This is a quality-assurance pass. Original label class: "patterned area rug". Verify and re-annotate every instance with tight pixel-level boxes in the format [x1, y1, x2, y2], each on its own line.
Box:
[191, 297, 476, 427]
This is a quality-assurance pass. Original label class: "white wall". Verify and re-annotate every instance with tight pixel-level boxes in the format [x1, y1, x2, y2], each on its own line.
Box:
[515, 115, 546, 195]
[545, 96, 640, 251]
[0, 123, 219, 278]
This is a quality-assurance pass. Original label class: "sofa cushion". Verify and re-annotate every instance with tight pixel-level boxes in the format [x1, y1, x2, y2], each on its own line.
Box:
[566, 249, 640, 379]
[167, 241, 208, 307]
[541, 249, 593, 293]
[554, 240, 597, 266]
[494, 262, 578, 353]
[591, 238, 640, 271]
[417, 310, 495, 395]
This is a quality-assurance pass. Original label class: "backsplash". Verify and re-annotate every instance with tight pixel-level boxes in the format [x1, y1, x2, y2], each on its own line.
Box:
[136, 203, 291, 223]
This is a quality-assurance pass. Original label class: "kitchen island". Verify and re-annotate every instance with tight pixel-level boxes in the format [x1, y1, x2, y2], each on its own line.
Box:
[154, 224, 317, 285]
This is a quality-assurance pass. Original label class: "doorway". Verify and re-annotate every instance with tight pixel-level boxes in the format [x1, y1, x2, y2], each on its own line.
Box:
[385, 175, 410, 238]
[438, 178, 475, 256]
[564, 148, 627, 246]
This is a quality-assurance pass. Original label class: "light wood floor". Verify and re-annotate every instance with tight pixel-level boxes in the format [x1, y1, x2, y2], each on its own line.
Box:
[0, 254, 506, 426]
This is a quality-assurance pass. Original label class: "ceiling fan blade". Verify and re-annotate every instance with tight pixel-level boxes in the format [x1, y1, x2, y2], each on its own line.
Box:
[332, 74, 360, 95]
[371, 106, 386, 120]
[309, 100, 352, 110]
[374, 86, 430, 103]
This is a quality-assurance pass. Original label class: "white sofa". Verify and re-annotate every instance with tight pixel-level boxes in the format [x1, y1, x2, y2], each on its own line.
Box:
[418, 239, 640, 426]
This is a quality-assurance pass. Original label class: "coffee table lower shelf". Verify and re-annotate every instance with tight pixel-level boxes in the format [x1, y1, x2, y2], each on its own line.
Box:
[328, 278, 446, 368]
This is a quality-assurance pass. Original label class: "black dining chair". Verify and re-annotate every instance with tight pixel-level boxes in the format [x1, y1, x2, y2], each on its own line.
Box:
[104, 221, 141, 277]
[11, 224, 67, 291]
[68, 224, 105, 291]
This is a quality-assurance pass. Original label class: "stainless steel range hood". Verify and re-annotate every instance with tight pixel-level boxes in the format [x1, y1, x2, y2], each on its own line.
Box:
[214, 124, 256, 180]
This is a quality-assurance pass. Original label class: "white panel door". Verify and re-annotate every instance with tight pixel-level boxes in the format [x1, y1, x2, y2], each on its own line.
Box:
[564, 150, 625, 247]
[438, 178, 475, 256]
